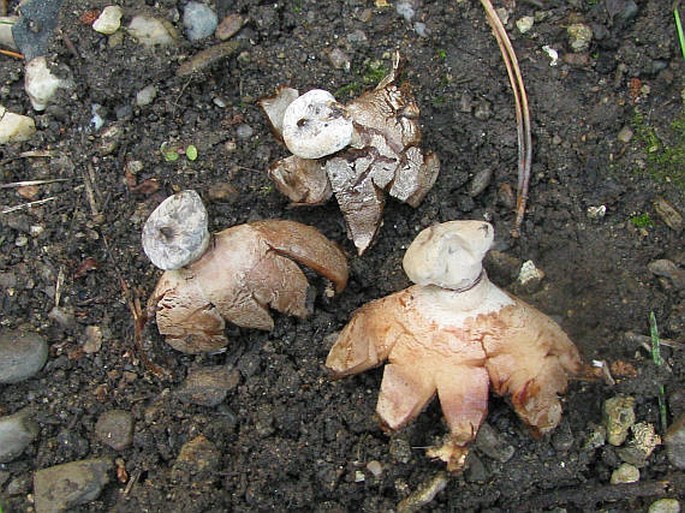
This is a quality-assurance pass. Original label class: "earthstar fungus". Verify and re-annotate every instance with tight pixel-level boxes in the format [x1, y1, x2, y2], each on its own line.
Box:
[259, 53, 440, 255]
[144, 191, 349, 354]
[326, 221, 581, 471]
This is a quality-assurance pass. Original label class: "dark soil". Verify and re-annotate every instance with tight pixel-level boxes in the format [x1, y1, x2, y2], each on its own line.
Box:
[2, 0, 685, 511]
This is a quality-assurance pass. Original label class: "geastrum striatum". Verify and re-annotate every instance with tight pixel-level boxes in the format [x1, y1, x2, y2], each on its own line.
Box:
[259, 53, 440, 255]
[326, 220, 582, 471]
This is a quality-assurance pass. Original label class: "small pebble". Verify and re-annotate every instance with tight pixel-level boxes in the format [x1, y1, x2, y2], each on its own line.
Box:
[24, 56, 73, 111]
[128, 16, 176, 46]
[82, 325, 103, 353]
[94, 409, 134, 451]
[395, 1, 415, 21]
[603, 395, 636, 446]
[0, 409, 39, 463]
[649, 498, 681, 513]
[0, 105, 36, 143]
[610, 462, 639, 484]
[654, 197, 684, 232]
[236, 124, 254, 140]
[664, 413, 685, 469]
[33, 458, 111, 513]
[366, 460, 383, 477]
[327, 47, 351, 71]
[567, 23, 593, 53]
[183, 2, 218, 42]
[175, 366, 240, 407]
[0, 329, 48, 384]
[648, 259, 685, 290]
[136, 85, 157, 107]
[92, 6, 123, 35]
[467, 168, 493, 197]
[473, 100, 492, 120]
[474, 422, 514, 462]
[516, 16, 534, 34]
[171, 435, 221, 483]
[397, 472, 448, 513]
[617, 126, 633, 143]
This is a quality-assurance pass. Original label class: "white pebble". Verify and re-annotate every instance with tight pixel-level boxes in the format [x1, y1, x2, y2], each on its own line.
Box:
[0, 105, 35, 144]
[93, 6, 123, 35]
[24, 56, 73, 111]
[128, 16, 175, 46]
[136, 85, 157, 107]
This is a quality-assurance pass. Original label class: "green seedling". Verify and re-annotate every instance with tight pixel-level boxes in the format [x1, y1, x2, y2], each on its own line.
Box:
[674, 1, 685, 63]
[649, 311, 668, 431]
[160, 142, 198, 162]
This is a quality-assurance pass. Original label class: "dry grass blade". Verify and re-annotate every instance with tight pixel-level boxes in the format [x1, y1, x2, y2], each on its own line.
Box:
[479, 0, 532, 238]
[0, 178, 72, 189]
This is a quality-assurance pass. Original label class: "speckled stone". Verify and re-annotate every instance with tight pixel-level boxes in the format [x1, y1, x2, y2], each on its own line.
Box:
[0, 329, 48, 384]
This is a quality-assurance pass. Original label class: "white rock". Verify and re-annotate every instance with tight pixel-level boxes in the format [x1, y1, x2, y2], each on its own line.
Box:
[0, 105, 36, 144]
[24, 56, 73, 111]
[128, 15, 175, 46]
[93, 6, 123, 35]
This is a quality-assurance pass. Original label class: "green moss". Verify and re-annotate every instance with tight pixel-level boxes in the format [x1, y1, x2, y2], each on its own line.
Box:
[630, 212, 653, 229]
[335, 60, 389, 99]
[633, 110, 685, 189]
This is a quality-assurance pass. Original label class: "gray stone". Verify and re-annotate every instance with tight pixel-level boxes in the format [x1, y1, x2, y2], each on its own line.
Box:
[665, 413, 685, 469]
[475, 422, 514, 463]
[0, 329, 48, 384]
[176, 365, 240, 407]
[0, 409, 39, 462]
[94, 409, 134, 451]
[33, 458, 111, 513]
[183, 2, 218, 42]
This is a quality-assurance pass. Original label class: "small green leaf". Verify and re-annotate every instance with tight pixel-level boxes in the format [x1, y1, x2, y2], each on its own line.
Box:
[186, 144, 198, 161]
[160, 142, 180, 162]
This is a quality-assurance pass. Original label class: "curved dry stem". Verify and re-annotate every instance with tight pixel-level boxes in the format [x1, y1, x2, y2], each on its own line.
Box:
[479, 0, 532, 238]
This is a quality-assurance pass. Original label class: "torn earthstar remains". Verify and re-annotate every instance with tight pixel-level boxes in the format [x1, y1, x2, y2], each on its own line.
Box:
[144, 190, 349, 354]
[326, 220, 581, 471]
[259, 53, 440, 254]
